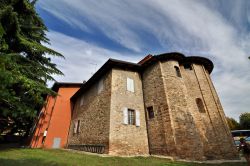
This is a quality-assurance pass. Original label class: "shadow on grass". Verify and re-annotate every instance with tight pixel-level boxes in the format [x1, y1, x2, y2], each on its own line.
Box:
[0, 158, 65, 166]
[0, 144, 21, 150]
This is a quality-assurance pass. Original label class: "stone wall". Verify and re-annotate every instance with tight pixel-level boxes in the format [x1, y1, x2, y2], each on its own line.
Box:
[66, 56, 238, 160]
[109, 68, 149, 155]
[143, 60, 238, 160]
[190, 64, 238, 159]
[142, 62, 176, 155]
[180, 63, 215, 159]
[160, 61, 204, 160]
[67, 71, 112, 153]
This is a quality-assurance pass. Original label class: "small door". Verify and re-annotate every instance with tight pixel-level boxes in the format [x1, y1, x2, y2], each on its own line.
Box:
[52, 137, 61, 148]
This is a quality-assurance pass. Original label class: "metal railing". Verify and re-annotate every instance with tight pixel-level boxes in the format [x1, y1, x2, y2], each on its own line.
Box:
[68, 144, 105, 154]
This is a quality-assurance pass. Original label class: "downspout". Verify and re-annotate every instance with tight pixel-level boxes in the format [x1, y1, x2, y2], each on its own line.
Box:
[46, 95, 58, 129]
[32, 96, 50, 148]
[42, 94, 58, 146]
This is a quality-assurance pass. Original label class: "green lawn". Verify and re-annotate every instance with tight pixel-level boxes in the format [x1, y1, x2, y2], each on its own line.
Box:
[0, 148, 246, 166]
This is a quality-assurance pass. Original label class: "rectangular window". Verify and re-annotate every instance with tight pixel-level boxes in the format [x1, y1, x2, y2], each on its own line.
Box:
[73, 121, 78, 134]
[77, 120, 80, 133]
[97, 79, 104, 94]
[174, 66, 182, 77]
[80, 95, 84, 106]
[147, 106, 154, 119]
[123, 108, 140, 126]
[196, 98, 206, 113]
[127, 77, 134, 92]
[73, 120, 80, 134]
[128, 109, 135, 125]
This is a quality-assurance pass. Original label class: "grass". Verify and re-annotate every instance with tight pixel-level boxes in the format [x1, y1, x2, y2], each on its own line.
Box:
[0, 148, 247, 166]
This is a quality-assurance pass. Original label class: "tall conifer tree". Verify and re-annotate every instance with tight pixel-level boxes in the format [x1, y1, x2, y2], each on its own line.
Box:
[0, 0, 63, 136]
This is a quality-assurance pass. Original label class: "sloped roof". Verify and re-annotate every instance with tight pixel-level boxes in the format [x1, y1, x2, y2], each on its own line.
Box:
[71, 59, 141, 102]
[51, 82, 83, 92]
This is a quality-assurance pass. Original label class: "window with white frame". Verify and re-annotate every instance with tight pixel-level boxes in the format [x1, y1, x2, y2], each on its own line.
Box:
[97, 79, 104, 94]
[128, 109, 135, 125]
[123, 107, 140, 126]
[126, 77, 134, 92]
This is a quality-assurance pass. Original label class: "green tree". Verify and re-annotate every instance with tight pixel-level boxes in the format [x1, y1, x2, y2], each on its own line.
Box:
[226, 117, 240, 130]
[0, 0, 63, 138]
[239, 113, 250, 129]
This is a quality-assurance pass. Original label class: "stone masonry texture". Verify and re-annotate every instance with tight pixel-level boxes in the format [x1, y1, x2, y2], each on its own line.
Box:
[67, 53, 238, 160]
[143, 60, 238, 160]
[68, 71, 112, 153]
[109, 68, 149, 155]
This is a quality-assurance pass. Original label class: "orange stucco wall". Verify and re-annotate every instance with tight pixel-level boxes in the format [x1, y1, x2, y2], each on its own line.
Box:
[30, 86, 80, 148]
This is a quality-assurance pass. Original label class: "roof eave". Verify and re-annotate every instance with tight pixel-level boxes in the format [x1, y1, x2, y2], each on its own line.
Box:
[70, 59, 141, 103]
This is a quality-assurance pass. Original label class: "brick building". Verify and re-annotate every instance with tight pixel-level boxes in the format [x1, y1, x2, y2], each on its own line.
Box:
[67, 52, 238, 160]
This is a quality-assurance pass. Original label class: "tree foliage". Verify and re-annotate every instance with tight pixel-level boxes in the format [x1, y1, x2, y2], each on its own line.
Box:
[226, 117, 240, 130]
[0, 0, 63, 137]
[239, 113, 250, 129]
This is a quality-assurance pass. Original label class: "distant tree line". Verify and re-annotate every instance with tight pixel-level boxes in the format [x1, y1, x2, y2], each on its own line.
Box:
[226, 112, 250, 130]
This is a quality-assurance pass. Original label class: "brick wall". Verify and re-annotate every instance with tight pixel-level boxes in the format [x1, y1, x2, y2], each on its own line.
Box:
[143, 60, 238, 160]
[160, 61, 204, 160]
[190, 64, 238, 159]
[67, 71, 112, 153]
[67, 56, 238, 160]
[142, 62, 176, 155]
[109, 68, 149, 155]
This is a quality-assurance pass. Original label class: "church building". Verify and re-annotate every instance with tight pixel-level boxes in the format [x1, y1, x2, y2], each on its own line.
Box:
[31, 52, 238, 160]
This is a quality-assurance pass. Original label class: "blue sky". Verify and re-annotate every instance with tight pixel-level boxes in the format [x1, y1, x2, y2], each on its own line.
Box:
[36, 0, 250, 120]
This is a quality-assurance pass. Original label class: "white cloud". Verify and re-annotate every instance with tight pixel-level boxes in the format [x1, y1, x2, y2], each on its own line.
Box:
[39, 0, 250, 120]
[46, 31, 140, 84]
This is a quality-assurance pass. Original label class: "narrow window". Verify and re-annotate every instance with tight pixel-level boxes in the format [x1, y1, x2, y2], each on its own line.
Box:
[184, 63, 192, 70]
[73, 121, 78, 134]
[77, 120, 80, 133]
[147, 106, 154, 119]
[196, 98, 206, 113]
[127, 77, 134, 92]
[97, 79, 104, 94]
[128, 109, 135, 125]
[80, 95, 84, 106]
[174, 66, 182, 77]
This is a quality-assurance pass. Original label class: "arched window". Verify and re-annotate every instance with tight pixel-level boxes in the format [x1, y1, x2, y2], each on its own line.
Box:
[174, 66, 182, 77]
[196, 98, 206, 113]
